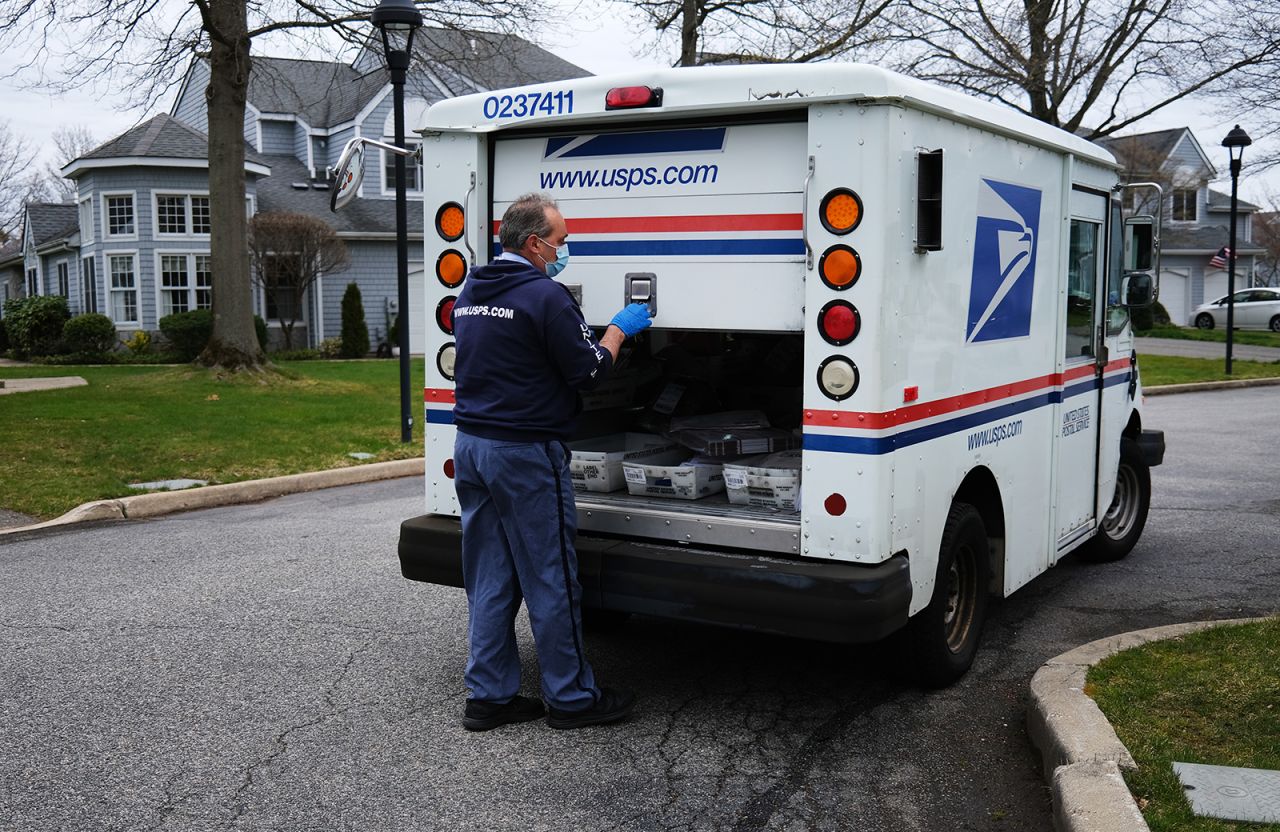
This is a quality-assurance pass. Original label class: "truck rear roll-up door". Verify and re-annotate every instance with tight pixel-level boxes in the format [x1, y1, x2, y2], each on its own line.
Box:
[492, 120, 809, 332]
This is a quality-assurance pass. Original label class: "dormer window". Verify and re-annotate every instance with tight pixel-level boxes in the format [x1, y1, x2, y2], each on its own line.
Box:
[1171, 189, 1198, 222]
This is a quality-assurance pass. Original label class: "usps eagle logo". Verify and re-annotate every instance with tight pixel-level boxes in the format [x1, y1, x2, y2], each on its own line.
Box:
[966, 179, 1042, 343]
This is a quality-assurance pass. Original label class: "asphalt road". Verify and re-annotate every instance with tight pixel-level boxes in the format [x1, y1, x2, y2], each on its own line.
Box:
[3, 387, 1278, 832]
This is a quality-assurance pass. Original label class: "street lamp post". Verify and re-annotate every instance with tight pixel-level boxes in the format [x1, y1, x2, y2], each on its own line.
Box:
[373, 0, 423, 443]
[1222, 125, 1251, 375]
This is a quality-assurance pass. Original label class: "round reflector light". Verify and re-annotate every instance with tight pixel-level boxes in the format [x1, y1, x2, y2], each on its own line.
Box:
[436, 202, 465, 241]
[817, 356, 859, 401]
[818, 300, 860, 346]
[824, 493, 848, 516]
[436, 343, 456, 380]
[819, 189, 863, 235]
[819, 245, 861, 289]
[443, 459, 456, 479]
[436, 296, 457, 334]
[436, 249, 466, 287]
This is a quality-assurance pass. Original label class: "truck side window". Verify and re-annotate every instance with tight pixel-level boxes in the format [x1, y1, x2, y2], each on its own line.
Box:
[1066, 220, 1099, 358]
[1106, 202, 1129, 335]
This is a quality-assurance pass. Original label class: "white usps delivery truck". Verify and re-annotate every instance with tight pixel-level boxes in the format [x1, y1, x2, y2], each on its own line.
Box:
[393, 64, 1166, 685]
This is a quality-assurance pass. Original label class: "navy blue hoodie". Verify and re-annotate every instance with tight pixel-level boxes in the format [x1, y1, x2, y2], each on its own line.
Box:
[452, 257, 614, 442]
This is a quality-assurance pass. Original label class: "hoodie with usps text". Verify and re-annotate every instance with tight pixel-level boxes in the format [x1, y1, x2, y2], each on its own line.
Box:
[451, 257, 613, 442]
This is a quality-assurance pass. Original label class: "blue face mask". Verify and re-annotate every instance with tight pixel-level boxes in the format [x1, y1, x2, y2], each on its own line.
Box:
[537, 237, 570, 277]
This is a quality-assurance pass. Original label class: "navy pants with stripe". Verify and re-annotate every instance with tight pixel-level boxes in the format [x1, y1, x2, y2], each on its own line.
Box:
[453, 431, 599, 712]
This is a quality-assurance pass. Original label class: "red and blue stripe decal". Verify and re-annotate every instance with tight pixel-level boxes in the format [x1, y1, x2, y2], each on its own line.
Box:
[490, 212, 804, 258]
[544, 129, 726, 159]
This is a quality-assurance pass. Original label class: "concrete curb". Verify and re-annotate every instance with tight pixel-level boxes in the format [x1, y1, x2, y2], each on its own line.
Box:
[1028, 618, 1261, 832]
[1144, 377, 1280, 396]
[0, 457, 424, 537]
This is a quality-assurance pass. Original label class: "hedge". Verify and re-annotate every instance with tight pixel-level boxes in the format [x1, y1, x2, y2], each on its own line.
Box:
[2, 295, 70, 357]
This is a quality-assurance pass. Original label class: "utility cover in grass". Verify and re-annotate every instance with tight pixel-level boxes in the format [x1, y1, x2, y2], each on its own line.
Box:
[127, 479, 208, 491]
[1174, 762, 1280, 823]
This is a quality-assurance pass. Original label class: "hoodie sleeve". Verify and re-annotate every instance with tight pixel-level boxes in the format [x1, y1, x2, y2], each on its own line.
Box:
[545, 304, 613, 391]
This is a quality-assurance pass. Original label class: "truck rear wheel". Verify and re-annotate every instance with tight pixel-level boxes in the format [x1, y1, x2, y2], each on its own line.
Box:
[899, 502, 990, 688]
[1078, 437, 1150, 563]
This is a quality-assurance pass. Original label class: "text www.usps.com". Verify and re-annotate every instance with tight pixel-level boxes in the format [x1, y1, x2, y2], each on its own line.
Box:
[967, 419, 1024, 450]
[540, 164, 719, 192]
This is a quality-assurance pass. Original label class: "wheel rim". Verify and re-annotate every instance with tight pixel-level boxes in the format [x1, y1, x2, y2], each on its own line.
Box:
[1271, 317, 1280, 332]
[1101, 463, 1141, 541]
[943, 542, 979, 653]
[1196, 314, 1212, 329]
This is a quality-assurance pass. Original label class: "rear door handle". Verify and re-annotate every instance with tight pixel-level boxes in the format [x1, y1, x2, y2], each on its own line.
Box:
[625, 272, 656, 316]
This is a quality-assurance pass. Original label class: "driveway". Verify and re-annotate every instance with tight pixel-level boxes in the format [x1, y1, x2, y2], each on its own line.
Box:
[2, 388, 1277, 831]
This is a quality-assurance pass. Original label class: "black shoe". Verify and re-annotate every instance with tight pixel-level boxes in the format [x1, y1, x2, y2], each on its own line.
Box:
[545, 687, 636, 730]
[462, 695, 546, 732]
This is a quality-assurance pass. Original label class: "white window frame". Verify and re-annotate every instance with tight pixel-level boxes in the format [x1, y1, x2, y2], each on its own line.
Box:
[255, 252, 307, 328]
[1170, 188, 1198, 223]
[101, 191, 139, 241]
[151, 191, 211, 239]
[154, 251, 213, 318]
[245, 195, 257, 220]
[79, 196, 95, 245]
[81, 254, 98, 314]
[56, 259, 70, 298]
[26, 264, 41, 297]
[380, 140, 423, 196]
[107, 251, 141, 328]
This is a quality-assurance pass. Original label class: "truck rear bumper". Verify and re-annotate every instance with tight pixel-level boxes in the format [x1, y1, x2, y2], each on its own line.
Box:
[399, 514, 912, 644]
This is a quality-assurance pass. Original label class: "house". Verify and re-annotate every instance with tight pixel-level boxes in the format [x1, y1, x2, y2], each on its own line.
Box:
[1, 29, 588, 354]
[1096, 128, 1265, 326]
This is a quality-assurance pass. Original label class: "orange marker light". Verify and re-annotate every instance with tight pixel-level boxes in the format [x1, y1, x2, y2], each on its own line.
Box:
[819, 245, 861, 289]
[436, 203, 465, 241]
[436, 250, 466, 287]
[820, 189, 863, 235]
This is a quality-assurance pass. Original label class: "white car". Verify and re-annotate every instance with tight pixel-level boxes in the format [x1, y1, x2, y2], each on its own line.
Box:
[1191, 288, 1280, 332]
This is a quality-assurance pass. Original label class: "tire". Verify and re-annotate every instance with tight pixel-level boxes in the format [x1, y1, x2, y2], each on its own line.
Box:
[1078, 437, 1151, 563]
[581, 606, 630, 632]
[1270, 315, 1280, 333]
[898, 502, 990, 688]
[1195, 313, 1215, 329]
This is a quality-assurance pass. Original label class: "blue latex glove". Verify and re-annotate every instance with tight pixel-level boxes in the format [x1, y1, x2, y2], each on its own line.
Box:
[610, 302, 653, 337]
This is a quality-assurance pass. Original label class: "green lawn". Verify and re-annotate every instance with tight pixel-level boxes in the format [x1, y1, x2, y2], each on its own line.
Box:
[1139, 325, 1280, 348]
[1138, 355, 1280, 386]
[0, 360, 424, 520]
[1088, 618, 1280, 832]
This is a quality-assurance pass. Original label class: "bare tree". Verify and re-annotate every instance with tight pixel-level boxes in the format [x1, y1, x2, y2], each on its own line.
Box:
[1100, 133, 1206, 215]
[1253, 194, 1280, 288]
[0, 0, 537, 371]
[248, 211, 349, 350]
[42, 126, 98, 203]
[889, 0, 1280, 139]
[633, 0, 896, 67]
[0, 120, 51, 242]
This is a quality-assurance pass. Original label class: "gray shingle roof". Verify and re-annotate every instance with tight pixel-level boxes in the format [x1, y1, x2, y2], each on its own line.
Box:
[79, 113, 268, 167]
[0, 238, 21, 268]
[410, 28, 591, 94]
[249, 57, 387, 127]
[1206, 188, 1260, 212]
[1095, 129, 1185, 170]
[1162, 224, 1264, 253]
[27, 203, 79, 248]
[254, 154, 423, 237]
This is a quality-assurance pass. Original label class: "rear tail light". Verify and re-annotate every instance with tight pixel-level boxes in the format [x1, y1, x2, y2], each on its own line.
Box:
[820, 188, 863, 235]
[819, 245, 861, 289]
[824, 493, 848, 516]
[443, 459, 455, 479]
[605, 85, 663, 110]
[436, 296, 457, 334]
[817, 356, 859, 400]
[436, 343, 456, 380]
[436, 202, 465, 241]
[818, 300, 860, 345]
[436, 250, 466, 287]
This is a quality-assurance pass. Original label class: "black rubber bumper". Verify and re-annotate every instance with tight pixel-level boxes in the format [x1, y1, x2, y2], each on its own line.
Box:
[398, 514, 913, 644]
[1139, 428, 1165, 467]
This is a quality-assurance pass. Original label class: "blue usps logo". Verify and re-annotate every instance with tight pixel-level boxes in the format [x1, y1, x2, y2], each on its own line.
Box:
[966, 179, 1042, 342]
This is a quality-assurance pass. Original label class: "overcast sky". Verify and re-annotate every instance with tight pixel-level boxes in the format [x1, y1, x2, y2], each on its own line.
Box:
[2, 8, 1274, 207]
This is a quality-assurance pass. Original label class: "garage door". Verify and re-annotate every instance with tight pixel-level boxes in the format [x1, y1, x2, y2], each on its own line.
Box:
[1204, 271, 1229, 309]
[1159, 271, 1187, 326]
[407, 264, 425, 354]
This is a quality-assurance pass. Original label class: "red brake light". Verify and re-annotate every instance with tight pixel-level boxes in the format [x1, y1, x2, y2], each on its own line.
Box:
[818, 300, 860, 346]
[437, 296, 457, 334]
[605, 86, 663, 110]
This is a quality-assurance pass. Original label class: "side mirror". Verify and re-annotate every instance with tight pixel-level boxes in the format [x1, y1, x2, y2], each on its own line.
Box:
[329, 138, 366, 212]
[1121, 272, 1154, 308]
[1124, 216, 1155, 271]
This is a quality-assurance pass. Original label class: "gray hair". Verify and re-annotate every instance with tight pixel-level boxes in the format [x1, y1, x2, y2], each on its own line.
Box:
[499, 192, 559, 251]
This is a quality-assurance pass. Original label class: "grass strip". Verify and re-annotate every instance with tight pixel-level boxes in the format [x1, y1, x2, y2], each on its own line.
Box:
[1138, 355, 1280, 386]
[1139, 326, 1280, 348]
[1088, 617, 1280, 832]
[0, 360, 424, 520]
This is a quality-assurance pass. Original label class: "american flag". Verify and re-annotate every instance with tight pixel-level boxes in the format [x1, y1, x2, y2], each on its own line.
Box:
[1209, 246, 1232, 269]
